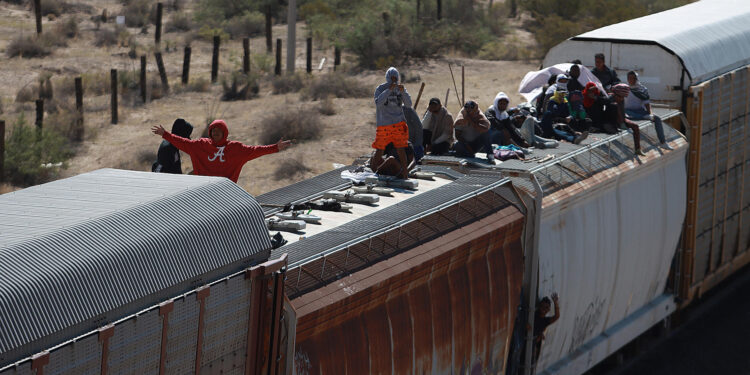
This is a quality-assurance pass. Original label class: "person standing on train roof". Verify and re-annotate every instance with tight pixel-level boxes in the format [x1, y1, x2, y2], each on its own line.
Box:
[373, 67, 411, 179]
[152, 118, 193, 174]
[625, 71, 672, 150]
[591, 53, 621, 91]
[611, 83, 645, 156]
[150, 119, 292, 183]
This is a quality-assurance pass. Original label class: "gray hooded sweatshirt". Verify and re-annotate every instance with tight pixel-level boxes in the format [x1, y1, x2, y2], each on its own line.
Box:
[374, 67, 412, 127]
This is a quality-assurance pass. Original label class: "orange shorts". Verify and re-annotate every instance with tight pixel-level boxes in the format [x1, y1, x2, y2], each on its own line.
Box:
[372, 121, 409, 150]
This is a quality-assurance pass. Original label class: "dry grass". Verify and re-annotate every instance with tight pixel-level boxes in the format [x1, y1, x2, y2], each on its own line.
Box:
[302, 73, 370, 101]
[258, 107, 323, 145]
[318, 96, 336, 115]
[166, 12, 193, 33]
[6, 36, 51, 58]
[272, 73, 308, 94]
[273, 158, 312, 180]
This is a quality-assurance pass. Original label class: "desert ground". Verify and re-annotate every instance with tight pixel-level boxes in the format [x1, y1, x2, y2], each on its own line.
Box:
[0, 0, 539, 195]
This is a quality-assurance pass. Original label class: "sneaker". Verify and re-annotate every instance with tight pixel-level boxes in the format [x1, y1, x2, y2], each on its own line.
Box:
[660, 142, 674, 150]
[573, 131, 588, 145]
[635, 148, 646, 156]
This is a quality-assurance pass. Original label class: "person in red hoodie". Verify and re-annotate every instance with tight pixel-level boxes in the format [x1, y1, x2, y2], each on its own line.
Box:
[150, 119, 291, 183]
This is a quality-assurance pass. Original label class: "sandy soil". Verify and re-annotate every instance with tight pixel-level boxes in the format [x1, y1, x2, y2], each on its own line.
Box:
[0, 0, 539, 196]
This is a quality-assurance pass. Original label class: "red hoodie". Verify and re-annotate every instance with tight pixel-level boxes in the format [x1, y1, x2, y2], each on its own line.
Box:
[161, 119, 279, 183]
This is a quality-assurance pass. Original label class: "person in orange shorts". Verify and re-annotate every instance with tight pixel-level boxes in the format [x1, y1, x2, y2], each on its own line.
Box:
[373, 67, 412, 179]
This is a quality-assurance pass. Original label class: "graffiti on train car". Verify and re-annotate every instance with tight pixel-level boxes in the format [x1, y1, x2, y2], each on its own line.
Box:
[569, 297, 606, 353]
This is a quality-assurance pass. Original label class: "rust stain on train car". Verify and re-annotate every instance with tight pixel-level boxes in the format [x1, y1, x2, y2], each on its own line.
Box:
[292, 205, 525, 374]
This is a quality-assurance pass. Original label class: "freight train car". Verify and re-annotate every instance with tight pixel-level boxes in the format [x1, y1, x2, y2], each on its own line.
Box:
[542, 0, 750, 305]
[0, 170, 294, 374]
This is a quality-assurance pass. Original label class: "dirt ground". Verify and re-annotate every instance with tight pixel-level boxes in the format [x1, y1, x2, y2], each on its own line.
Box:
[0, 0, 539, 196]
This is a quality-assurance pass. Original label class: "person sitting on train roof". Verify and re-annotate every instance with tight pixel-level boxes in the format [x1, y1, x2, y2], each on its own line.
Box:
[422, 97, 455, 156]
[373, 66, 411, 179]
[591, 53, 621, 92]
[453, 100, 494, 162]
[540, 89, 589, 145]
[369, 141, 417, 177]
[566, 64, 585, 93]
[533, 293, 560, 364]
[567, 90, 592, 133]
[612, 83, 645, 156]
[582, 82, 619, 134]
[625, 71, 672, 150]
[150, 119, 291, 183]
[534, 74, 559, 117]
[485, 92, 531, 148]
[152, 118, 193, 174]
[403, 104, 424, 161]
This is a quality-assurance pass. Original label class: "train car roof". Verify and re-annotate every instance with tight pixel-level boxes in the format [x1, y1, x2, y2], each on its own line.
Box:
[264, 109, 686, 297]
[0, 169, 271, 366]
[568, 0, 750, 85]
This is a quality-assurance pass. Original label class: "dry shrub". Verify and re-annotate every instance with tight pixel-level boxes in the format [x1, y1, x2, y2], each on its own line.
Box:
[15, 85, 37, 103]
[166, 12, 192, 32]
[318, 96, 336, 115]
[56, 16, 79, 38]
[37, 0, 64, 17]
[273, 159, 312, 181]
[121, 0, 155, 28]
[272, 73, 308, 94]
[258, 107, 323, 145]
[478, 35, 541, 61]
[183, 77, 211, 93]
[149, 77, 166, 100]
[223, 11, 264, 39]
[6, 36, 51, 58]
[302, 73, 369, 101]
[46, 105, 83, 142]
[94, 28, 118, 47]
[221, 73, 259, 101]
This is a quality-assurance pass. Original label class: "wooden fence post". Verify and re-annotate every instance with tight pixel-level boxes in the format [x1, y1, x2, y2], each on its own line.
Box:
[275, 38, 282, 76]
[243, 38, 250, 75]
[182, 46, 191, 84]
[306, 37, 312, 74]
[140, 55, 147, 103]
[334, 47, 340, 71]
[74, 77, 83, 141]
[211, 36, 220, 83]
[437, 0, 442, 20]
[155, 52, 169, 92]
[34, 0, 42, 34]
[265, 8, 272, 53]
[0, 120, 5, 182]
[461, 65, 465, 106]
[155, 2, 163, 45]
[111, 69, 118, 124]
[35, 99, 43, 130]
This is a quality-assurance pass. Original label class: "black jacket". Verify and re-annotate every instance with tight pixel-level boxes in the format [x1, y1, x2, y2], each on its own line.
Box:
[485, 107, 526, 145]
[152, 118, 193, 174]
[591, 65, 620, 89]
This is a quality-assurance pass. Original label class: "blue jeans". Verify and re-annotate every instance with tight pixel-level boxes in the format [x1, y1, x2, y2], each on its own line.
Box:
[454, 132, 493, 157]
[540, 113, 576, 143]
[626, 108, 666, 143]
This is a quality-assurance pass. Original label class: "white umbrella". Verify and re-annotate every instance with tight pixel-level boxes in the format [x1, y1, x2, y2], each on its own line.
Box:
[518, 63, 602, 103]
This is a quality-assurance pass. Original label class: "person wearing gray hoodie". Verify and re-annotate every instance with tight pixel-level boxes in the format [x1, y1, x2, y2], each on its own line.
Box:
[372, 67, 412, 179]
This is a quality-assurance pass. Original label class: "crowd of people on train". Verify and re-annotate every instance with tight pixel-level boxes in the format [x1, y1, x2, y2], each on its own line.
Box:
[368, 53, 673, 178]
[150, 53, 670, 182]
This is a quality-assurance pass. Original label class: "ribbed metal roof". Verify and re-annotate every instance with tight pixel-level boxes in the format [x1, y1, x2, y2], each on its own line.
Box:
[0, 169, 272, 366]
[571, 0, 750, 84]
